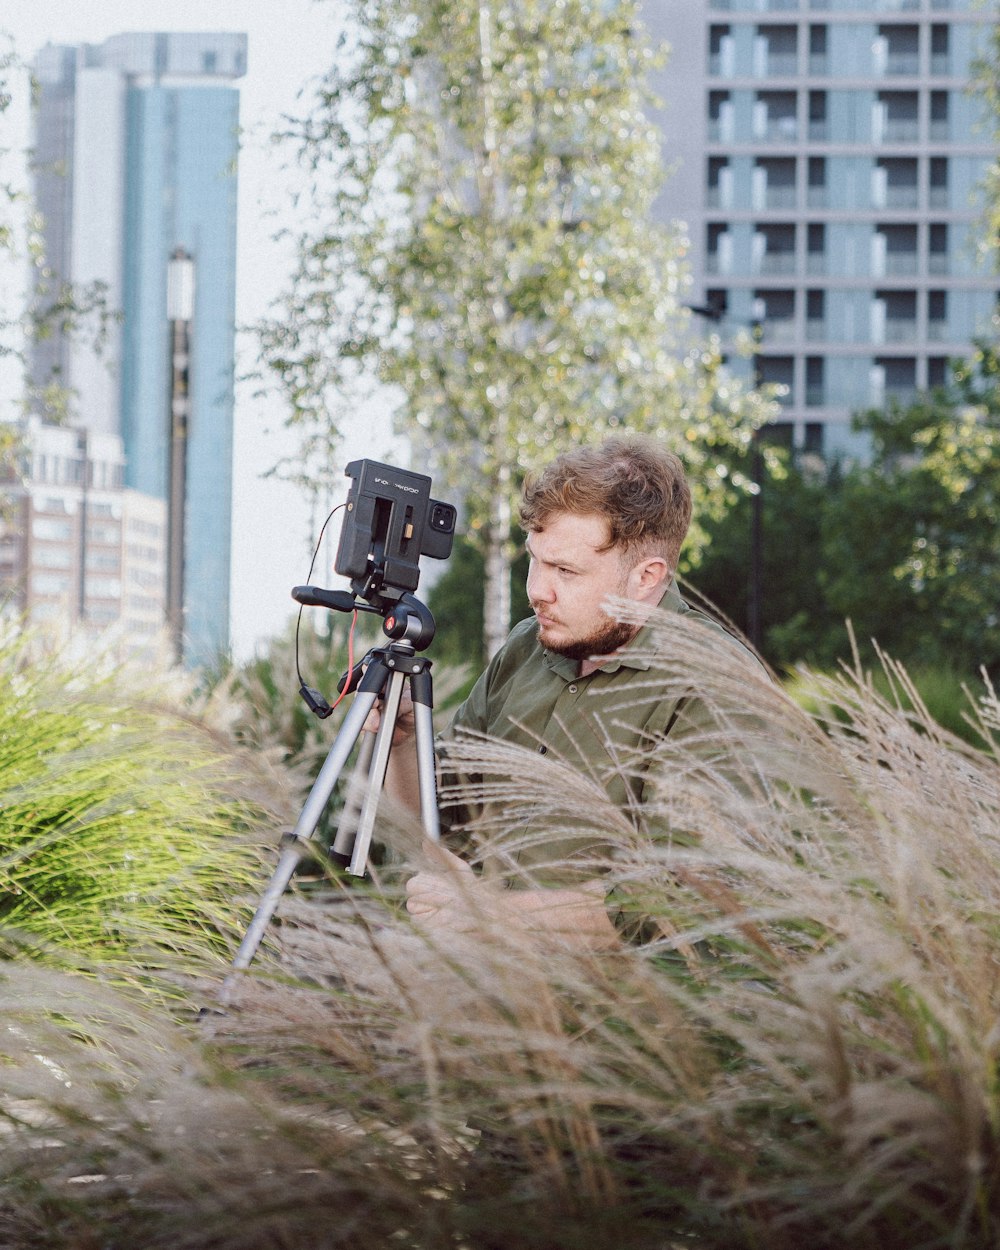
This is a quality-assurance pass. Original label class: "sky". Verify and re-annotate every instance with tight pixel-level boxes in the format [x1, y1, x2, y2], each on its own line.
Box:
[0, 0, 403, 659]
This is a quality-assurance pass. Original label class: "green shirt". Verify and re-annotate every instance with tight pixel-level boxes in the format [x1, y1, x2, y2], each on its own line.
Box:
[437, 580, 745, 885]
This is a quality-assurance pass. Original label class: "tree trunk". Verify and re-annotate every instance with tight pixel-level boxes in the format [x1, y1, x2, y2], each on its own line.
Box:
[482, 483, 511, 659]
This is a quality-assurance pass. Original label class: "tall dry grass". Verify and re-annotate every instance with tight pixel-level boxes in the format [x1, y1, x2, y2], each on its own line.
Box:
[1, 608, 998, 1247]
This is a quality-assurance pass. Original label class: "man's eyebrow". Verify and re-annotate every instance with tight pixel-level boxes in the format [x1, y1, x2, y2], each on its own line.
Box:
[525, 539, 584, 570]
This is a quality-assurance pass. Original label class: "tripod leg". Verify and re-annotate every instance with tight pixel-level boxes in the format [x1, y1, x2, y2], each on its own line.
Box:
[219, 682, 382, 1001]
[331, 731, 375, 862]
[410, 665, 440, 843]
[347, 667, 408, 876]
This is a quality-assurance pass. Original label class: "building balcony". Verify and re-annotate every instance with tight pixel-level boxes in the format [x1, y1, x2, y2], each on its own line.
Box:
[883, 319, 918, 344]
[759, 318, 797, 344]
[754, 119, 799, 143]
[880, 253, 920, 277]
[805, 318, 826, 341]
[759, 53, 798, 78]
[755, 186, 797, 211]
[882, 55, 920, 77]
[881, 120, 920, 143]
[756, 253, 797, 276]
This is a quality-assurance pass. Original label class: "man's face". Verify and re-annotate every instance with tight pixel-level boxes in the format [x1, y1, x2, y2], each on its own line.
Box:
[525, 511, 652, 662]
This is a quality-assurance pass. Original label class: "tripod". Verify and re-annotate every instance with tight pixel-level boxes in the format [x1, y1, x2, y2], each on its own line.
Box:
[218, 587, 440, 1006]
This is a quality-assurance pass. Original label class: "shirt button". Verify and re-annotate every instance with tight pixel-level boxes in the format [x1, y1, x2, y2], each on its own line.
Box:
[568, 684, 578, 693]
[538, 745, 547, 754]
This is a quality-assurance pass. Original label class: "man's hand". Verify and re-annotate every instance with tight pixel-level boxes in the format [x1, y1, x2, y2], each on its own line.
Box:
[405, 844, 482, 934]
[404, 846, 621, 951]
[361, 682, 416, 744]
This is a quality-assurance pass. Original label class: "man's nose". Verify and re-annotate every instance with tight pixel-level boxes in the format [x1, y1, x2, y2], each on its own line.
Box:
[527, 565, 554, 603]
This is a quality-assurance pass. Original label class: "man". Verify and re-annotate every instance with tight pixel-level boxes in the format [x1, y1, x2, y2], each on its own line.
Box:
[383, 435, 743, 949]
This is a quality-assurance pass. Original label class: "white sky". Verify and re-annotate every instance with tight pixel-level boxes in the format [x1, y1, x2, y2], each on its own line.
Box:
[0, 0, 403, 659]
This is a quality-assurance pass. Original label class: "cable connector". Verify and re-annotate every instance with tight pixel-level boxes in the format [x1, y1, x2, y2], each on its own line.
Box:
[299, 683, 333, 719]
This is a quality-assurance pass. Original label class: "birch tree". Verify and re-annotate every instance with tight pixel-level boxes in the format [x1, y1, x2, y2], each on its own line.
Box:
[262, 0, 765, 656]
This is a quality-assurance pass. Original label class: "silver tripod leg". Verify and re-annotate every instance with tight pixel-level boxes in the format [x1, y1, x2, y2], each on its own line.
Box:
[219, 687, 380, 1001]
[347, 667, 439, 876]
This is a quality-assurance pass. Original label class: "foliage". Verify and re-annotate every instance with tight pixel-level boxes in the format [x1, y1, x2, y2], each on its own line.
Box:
[260, 0, 771, 655]
[691, 340, 1000, 687]
[0, 627, 287, 981]
[2, 614, 1000, 1246]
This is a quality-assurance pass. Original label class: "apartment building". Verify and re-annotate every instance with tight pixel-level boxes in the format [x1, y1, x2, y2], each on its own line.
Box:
[646, 0, 998, 455]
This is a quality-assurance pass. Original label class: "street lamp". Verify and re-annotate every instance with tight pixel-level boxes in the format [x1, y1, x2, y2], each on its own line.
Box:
[166, 247, 195, 666]
[685, 297, 766, 653]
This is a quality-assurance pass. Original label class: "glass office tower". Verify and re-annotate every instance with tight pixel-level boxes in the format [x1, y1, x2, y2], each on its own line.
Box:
[30, 33, 246, 665]
[646, 0, 997, 456]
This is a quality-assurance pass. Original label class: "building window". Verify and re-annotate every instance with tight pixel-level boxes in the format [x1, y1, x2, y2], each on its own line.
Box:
[709, 25, 732, 77]
[806, 289, 825, 340]
[928, 223, 949, 275]
[874, 157, 918, 210]
[875, 91, 919, 143]
[753, 223, 797, 275]
[807, 156, 826, 207]
[754, 157, 797, 210]
[808, 90, 827, 140]
[927, 289, 948, 340]
[807, 223, 826, 275]
[707, 157, 731, 209]
[808, 25, 828, 74]
[754, 90, 798, 142]
[758, 356, 795, 405]
[805, 357, 825, 407]
[927, 357, 949, 389]
[930, 24, 950, 75]
[930, 91, 950, 140]
[929, 156, 949, 209]
[754, 25, 797, 77]
[708, 90, 733, 142]
[706, 223, 732, 275]
[755, 289, 796, 342]
[875, 25, 919, 77]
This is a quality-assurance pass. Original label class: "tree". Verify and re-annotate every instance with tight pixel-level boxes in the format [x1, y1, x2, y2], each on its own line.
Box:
[692, 339, 1000, 682]
[825, 340, 1000, 678]
[261, 0, 768, 657]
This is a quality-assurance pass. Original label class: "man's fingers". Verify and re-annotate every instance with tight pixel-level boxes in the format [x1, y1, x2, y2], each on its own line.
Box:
[421, 842, 474, 874]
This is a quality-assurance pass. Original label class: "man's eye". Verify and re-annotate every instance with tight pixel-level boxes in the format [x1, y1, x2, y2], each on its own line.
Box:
[558, 567, 576, 576]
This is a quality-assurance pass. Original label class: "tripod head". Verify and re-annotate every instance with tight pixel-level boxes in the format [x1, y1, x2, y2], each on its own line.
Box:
[292, 584, 436, 717]
[291, 584, 436, 651]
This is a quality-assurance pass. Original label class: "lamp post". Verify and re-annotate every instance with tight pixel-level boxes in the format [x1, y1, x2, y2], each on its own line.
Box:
[747, 300, 766, 653]
[166, 247, 195, 666]
[686, 298, 766, 652]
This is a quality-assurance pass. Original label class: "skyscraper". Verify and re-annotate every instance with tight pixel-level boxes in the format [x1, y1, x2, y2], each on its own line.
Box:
[646, 0, 997, 457]
[28, 32, 246, 665]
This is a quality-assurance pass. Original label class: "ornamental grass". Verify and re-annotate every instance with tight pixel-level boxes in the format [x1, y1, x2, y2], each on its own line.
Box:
[0, 626, 291, 980]
[1, 609, 998, 1248]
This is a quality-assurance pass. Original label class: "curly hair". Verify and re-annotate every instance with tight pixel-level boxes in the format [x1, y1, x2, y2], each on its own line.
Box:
[518, 435, 692, 566]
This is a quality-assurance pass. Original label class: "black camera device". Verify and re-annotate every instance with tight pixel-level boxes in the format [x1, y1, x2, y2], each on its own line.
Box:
[334, 459, 457, 607]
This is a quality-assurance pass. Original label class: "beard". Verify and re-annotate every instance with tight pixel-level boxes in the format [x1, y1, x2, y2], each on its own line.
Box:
[537, 615, 638, 662]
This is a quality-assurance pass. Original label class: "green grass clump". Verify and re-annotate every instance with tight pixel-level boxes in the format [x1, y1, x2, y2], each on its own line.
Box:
[0, 629, 288, 979]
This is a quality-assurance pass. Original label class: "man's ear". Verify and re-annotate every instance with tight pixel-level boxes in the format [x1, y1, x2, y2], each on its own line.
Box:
[631, 556, 670, 598]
